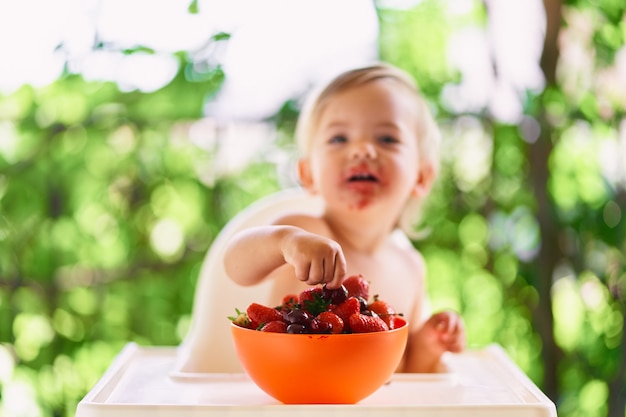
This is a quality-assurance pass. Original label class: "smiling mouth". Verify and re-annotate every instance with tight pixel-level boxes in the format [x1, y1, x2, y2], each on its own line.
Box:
[348, 173, 378, 182]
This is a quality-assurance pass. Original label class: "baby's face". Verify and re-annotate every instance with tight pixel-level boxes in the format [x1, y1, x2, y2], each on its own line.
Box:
[300, 80, 423, 213]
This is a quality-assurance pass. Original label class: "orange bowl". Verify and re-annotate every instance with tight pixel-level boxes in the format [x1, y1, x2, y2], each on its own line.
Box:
[230, 318, 408, 404]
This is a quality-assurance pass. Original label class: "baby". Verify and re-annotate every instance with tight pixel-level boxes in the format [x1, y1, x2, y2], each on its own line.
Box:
[223, 63, 465, 373]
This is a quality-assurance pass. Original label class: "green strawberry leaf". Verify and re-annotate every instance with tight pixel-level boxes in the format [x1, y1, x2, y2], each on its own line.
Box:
[303, 292, 330, 316]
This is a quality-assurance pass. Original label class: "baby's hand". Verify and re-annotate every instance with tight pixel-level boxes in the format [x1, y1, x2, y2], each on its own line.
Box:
[421, 310, 466, 354]
[281, 229, 347, 288]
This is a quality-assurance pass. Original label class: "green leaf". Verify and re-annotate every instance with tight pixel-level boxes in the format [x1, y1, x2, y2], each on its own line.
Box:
[212, 32, 231, 42]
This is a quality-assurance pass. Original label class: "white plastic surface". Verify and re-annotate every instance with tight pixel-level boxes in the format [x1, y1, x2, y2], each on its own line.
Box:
[76, 343, 557, 417]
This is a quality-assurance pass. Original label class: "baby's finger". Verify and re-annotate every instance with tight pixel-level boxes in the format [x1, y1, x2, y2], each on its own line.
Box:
[307, 259, 326, 285]
[435, 313, 452, 333]
[321, 256, 336, 286]
[294, 262, 312, 283]
[454, 317, 465, 352]
[446, 316, 466, 352]
[325, 252, 347, 289]
[435, 318, 447, 332]
[446, 333, 465, 352]
[453, 338, 466, 352]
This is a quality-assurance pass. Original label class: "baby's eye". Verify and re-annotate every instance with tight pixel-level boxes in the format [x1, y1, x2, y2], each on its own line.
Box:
[378, 135, 399, 144]
[328, 135, 348, 144]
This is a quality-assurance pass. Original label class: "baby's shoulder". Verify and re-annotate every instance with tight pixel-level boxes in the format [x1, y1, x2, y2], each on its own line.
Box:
[387, 231, 426, 272]
[271, 213, 327, 233]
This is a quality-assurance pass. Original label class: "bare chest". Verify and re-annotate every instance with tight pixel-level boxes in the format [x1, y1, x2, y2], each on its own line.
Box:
[343, 250, 421, 319]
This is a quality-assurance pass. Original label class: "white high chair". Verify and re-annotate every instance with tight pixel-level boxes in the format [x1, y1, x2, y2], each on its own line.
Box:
[77, 188, 558, 416]
[176, 188, 324, 373]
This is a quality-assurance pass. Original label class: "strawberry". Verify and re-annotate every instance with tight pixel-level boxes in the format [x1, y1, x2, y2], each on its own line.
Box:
[317, 311, 344, 334]
[343, 274, 370, 300]
[299, 287, 322, 305]
[368, 295, 397, 328]
[281, 294, 299, 309]
[330, 297, 361, 324]
[299, 287, 329, 316]
[228, 308, 253, 329]
[260, 320, 288, 333]
[349, 312, 389, 333]
[247, 302, 283, 325]
[388, 315, 406, 330]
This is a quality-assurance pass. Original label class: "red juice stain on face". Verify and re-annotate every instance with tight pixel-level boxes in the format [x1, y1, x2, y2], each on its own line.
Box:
[347, 195, 373, 210]
[346, 181, 377, 209]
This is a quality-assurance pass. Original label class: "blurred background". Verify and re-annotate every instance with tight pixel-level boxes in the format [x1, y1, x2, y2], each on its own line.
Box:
[0, 0, 624, 416]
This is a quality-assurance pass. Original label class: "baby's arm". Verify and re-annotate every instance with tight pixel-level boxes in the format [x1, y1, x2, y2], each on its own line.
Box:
[224, 224, 347, 289]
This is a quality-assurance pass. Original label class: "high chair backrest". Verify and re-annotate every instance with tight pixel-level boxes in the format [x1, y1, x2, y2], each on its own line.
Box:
[176, 188, 324, 373]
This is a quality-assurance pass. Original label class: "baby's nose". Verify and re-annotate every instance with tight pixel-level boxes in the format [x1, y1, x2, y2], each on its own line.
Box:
[351, 142, 377, 159]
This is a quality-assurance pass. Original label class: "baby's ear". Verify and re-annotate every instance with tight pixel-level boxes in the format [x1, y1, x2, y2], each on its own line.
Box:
[297, 158, 316, 192]
[411, 163, 436, 198]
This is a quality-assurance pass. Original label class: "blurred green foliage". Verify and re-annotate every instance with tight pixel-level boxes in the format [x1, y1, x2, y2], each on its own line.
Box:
[0, 1, 625, 417]
[0, 50, 282, 415]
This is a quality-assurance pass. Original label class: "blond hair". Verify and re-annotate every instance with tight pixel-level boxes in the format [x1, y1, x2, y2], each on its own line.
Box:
[295, 63, 442, 238]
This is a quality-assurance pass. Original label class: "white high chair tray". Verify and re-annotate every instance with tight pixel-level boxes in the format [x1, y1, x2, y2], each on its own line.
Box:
[76, 343, 556, 417]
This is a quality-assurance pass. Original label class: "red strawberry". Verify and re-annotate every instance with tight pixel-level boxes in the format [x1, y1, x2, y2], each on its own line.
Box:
[299, 287, 329, 315]
[317, 311, 344, 334]
[260, 320, 288, 333]
[368, 295, 397, 328]
[299, 287, 323, 305]
[349, 312, 389, 333]
[247, 302, 283, 325]
[281, 294, 299, 309]
[330, 297, 361, 324]
[343, 274, 370, 300]
[388, 315, 406, 330]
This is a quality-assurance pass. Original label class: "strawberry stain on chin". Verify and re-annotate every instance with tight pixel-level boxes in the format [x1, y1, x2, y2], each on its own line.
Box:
[345, 182, 376, 210]
[347, 201, 366, 210]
